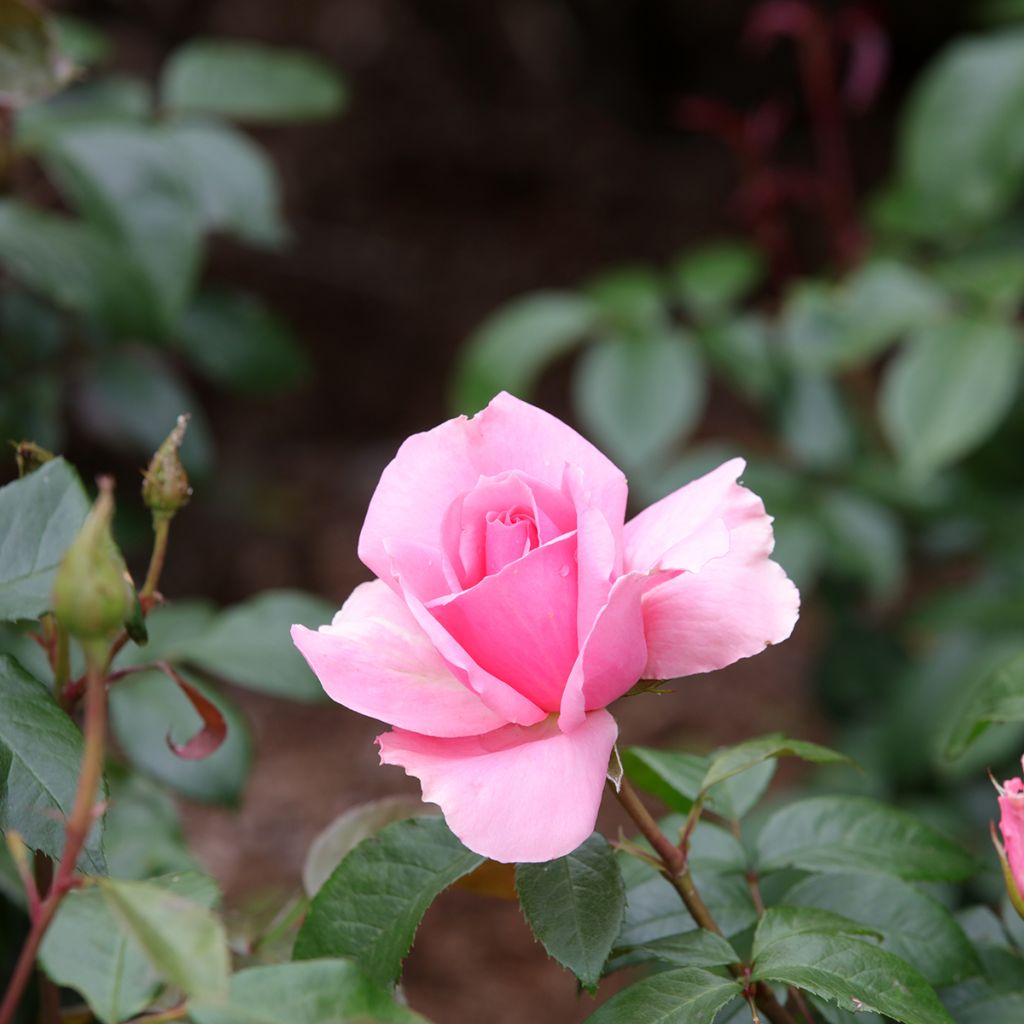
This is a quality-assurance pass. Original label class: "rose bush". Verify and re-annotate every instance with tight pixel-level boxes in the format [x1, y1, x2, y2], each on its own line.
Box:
[292, 393, 799, 861]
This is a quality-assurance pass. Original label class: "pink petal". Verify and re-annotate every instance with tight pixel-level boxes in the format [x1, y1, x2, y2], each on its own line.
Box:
[291, 582, 507, 738]
[393, 572, 549, 727]
[559, 569, 679, 731]
[359, 392, 627, 584]
[635, 481, 799, 678]
[623, 458, 744, 574]
[378, 710, 618, 862]
[429, 534, 579, 712]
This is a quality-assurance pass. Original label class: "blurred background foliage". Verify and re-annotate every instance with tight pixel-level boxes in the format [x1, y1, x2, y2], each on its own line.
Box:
[3, 1, 1024, 1020]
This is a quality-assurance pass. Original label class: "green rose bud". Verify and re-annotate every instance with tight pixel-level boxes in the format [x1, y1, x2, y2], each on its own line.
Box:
[142, 414, 192, 522]
[52, 477, 133, 642]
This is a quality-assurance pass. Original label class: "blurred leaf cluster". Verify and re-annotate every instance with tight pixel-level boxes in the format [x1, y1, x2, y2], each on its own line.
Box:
[0, 3, 346, 473]
[453, 19, 1024, 841]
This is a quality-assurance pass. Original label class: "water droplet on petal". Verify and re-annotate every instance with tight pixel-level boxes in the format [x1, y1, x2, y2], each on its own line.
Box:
[558, 564, 570, 577]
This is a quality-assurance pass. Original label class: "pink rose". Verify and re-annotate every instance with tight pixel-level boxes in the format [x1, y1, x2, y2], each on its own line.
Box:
[292, 393, 799, 862]
[996, 761, 1024, 915]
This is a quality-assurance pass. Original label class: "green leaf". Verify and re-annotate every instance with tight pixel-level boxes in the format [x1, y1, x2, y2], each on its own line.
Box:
[42, 123, 204, 332]
[0, 200, 155, 336]
[573, 330, 707, 469]
[672, 241, 763, 321]
[174, 590, 335, 701]
[74, 349, 213, 475]
[780, 373, 855, 471]
[102, 766, 199, 880]
[97, 875, 229, 1000]
[783, 872, 981, 986]
[0, 457, 89, 622]
[879, 318, 1023, 480]
[39, 871, 218, 1024]
[166, 121, 286, 247]
[782, 264, 947, 372]
[941, 979, 1024, 1024]
[303, 796, 440, 897]
[629, 928, 739, 969]
[752, 907, 884, 956]
[755, 796, 975, 881]
[944, 650, 1024, 759]
[0, 0, 73, 108]
[15, 76, 152, 152]
[623, 747, 775, 820]
[897, 29, 1024, 235]
[515, 833, 625, 989]
[817, 489, 905, 599]
[452, 291, 597, 414]
[701, 733, 851, 792]
[108, 669, 251, 805]
[176, 291, 309, 394]
[52, 16, 110, 68]
[293, 817, 484, 987]
[697, 314, 778, 400]
[583, 968, 741, 1024]
[751, 930, 954, 1024]
[189, 959, 429, 1024]
[587, 267, 666, 334]
[162, 39, 346, 122]
[0, 655, 104, 871]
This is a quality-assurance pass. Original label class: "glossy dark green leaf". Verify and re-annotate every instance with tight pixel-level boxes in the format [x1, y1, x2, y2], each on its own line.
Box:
[452, 291, 597, 414]
[0, 457, 89, 622]
[898, 30, 1024, 234]
[751, 930, 954, 1024]
[73, 349, 213, 475]
[623, 746, 775, 820]
[879, 319, 1023, 480]
[97, 875, 229, 1000]
[751, 907, 883, 956]
[755, 796, 975, 881]
[189, 960, 429, 1024]
[0, 0, 73, 107]
[0, 200, 155, 336]
[672, 241, 763, 320]
[784, 872, 980, 986]
[583, 968, 741, 1024]
[700, 733, 851, 792]
[166, 122, 286, 247]
[0, 655, 104, 871]
[294, 817, 484, 987]
[176, 291, 308, 394]
[516, 833, 625, 988]
[108, 669, 251, 805]
[945, 650, 1024, 759]
[162, 39, 346, 122]
[42, 123, 204, 331]
[573, 330, 706, 469]
[174, 590, 335, 701]
[630, 928, 739, 969]
[39, 871, 218, 1024]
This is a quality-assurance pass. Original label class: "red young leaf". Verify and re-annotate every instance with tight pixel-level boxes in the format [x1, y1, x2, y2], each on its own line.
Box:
[158, 661, 227, 760]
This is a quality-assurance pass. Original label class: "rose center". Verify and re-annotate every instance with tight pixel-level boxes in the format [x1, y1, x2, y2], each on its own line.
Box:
[483, 505, 539, 576]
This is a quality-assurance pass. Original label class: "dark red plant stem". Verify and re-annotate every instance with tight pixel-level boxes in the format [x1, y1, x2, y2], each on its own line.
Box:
[613, 779, 798, 1024]
[0, 652, 107, 1024]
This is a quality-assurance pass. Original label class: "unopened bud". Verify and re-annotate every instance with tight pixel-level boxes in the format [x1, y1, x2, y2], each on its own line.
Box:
[12, 440, 55, 478]
[993, 762, 1024, 919]
[52, 477, 133, 642]
[142, 415, 192, 521]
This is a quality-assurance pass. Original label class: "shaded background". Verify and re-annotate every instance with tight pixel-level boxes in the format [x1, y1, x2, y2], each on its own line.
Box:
[4, 1, 1009, 1019]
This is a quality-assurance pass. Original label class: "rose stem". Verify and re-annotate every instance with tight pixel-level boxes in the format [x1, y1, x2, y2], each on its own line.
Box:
[0, 647, 108, 1024]
[613, 778, 798, 1024]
